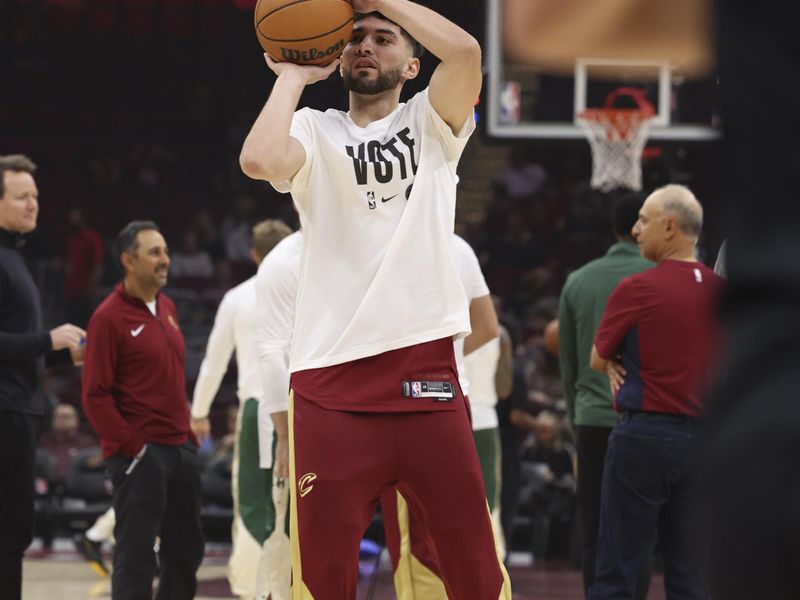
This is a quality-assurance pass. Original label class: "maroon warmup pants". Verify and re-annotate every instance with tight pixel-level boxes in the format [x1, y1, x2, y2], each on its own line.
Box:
[381, 486, 448, 599]
[288, 387, 510, 599]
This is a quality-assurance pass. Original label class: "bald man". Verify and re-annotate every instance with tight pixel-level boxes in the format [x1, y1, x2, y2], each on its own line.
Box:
[587, 185, 723, 600]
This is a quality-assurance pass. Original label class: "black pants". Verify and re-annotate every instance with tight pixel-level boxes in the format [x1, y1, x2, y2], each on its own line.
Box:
[106, 442, 204, 600]
[577, 425, 651, 600]
[576, 425, 614, 595]
[0, 411, 39, 600]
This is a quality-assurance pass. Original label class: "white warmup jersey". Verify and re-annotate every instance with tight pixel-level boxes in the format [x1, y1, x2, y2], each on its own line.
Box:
[273, 88, 475, 373]
[254, 232, 302, 469]
[450, 234, 490, 398]
[191, 276, 273, 463]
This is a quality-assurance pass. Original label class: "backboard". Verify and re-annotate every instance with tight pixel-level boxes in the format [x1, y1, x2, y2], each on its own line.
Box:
[485, 0, 720, 141]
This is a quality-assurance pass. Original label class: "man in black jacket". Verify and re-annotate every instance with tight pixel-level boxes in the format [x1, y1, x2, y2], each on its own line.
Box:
[0, 154, 86, 600]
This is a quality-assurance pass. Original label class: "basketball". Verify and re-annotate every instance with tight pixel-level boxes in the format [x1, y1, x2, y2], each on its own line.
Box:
[544, 319, 559, 357]
[254, 0, 354, 66]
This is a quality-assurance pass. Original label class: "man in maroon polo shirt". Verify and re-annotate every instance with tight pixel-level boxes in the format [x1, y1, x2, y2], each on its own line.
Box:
[587, 185, 723, 600]
[82, 221, 204, 600]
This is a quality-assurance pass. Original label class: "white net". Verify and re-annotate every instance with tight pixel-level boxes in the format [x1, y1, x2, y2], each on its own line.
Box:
[577, 109, 653, 192]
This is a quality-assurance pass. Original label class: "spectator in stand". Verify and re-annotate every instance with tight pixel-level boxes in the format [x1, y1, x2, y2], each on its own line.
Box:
[220, 197, 258, 284]
[189, 209, 225, 261]
[220, 196, 256, 264]
[521, 412, 575, 487]
[483, 210, 540, 297]
[38, 403, 96, 485]
[518, 411, 576, 560]
[168, 230, 214, 289]
[63, 208, 104, 328]
[519, 312, 564, 418]
[492, 146, 547, 201]
[497, 356, 529, 548]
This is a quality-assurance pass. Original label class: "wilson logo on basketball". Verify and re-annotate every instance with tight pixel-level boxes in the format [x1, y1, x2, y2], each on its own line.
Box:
[298, 473, 317, 498]
[280, 39, 345, 64]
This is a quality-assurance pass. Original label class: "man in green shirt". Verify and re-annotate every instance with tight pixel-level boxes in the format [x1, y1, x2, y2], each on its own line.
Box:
[558, 193, 652, 598]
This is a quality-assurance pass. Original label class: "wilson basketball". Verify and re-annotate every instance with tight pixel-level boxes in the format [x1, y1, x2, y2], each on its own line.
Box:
[254, 0, 354, 66]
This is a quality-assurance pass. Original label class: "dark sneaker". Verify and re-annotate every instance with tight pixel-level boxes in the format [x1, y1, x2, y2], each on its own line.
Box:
[77, 534, 109, 577]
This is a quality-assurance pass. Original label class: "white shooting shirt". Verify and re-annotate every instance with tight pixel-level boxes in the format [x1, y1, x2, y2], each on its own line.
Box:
[274, 88, 475, 373]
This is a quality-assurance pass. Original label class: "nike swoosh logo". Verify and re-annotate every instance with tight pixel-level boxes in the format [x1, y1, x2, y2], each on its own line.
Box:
[381, 194, 398, 203]
[131, 324, 145, 337]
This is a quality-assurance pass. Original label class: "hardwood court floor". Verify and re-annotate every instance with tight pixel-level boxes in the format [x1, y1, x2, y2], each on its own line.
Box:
[22, 542, 667, 599]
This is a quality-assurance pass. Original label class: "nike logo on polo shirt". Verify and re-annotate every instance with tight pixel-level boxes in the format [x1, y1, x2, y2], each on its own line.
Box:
[131, 324, 145, 337]
[381, 194, 397, 203]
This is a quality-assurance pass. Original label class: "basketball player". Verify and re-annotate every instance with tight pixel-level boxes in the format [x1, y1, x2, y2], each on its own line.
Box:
[253, 230, 300, 600]
[587, 185, 722, 600]
[255, 230, 503, 599]
[241, 3, 511, 592]
[380, 234, 503, 598]
[77, 506, 115, 576]
[463, 303, 513, 553]
[191, 220, 292, 599]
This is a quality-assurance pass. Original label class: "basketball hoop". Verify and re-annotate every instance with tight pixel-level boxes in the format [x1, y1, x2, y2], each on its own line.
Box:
[577, 87, 655, 192]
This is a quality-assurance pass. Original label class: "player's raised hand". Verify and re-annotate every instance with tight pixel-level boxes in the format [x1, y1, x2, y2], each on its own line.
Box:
[264, 53, 340, 85]
[351, 0, 380, 14]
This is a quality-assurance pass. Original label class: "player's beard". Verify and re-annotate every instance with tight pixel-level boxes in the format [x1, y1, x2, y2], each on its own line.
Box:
[343, 64, 403, 95]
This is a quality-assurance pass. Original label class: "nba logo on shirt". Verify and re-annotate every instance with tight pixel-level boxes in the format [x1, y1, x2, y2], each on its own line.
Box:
[694, 268, 703, 283]
[411, 381, 422, 398]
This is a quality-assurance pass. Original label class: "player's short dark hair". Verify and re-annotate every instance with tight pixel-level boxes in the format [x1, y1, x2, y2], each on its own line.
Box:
[113, 220, 160, 274]
[0, 154, 37, 198]
[612, 192, 646, 240]
[354, 12, 425, 59]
